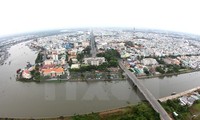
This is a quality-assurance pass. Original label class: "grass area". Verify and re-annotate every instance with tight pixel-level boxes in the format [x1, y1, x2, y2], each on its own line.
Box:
[189, 101, 200, 120]
[192, 102, 200, 112]
[70, 102, 160, 120]
[161, 99, 191, 120]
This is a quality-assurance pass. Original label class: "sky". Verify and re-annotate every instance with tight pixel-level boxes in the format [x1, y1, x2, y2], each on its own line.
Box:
[0, 0, 200, 36]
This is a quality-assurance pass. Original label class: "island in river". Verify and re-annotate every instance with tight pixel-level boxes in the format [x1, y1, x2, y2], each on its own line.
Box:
[16, 31, 124, 82]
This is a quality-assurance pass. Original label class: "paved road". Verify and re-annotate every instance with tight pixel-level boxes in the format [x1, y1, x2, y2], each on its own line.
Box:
[90, 31, 97, 57]
[119, 61, 172, 120]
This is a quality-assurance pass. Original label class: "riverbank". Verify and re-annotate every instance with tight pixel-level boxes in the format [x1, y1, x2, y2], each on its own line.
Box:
[0, 38, 35, 66]
[137, 69, 200, 79]
[159, 86, 200, 120]
[0, 102, 160, 120]
[0, 106, 128, 120]
[17, 77, 126, 83]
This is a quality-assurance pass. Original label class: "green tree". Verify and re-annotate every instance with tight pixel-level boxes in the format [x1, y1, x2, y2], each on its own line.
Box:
[66, 54, 68, 62]
[124, 41, 134, 47]
[34, 71, 41, 81]
[69, 58, 72, 66]
[77, 53, 84, 63]
[156, 66, 165, 74]
[83, 46, 91, 55]
[143, 67, 150, 75]
[35, 52, 43, 64]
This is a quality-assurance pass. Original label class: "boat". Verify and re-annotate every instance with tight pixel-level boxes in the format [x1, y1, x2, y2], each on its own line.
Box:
[16, 69, 21, 74]
[171, 92, 176, 95]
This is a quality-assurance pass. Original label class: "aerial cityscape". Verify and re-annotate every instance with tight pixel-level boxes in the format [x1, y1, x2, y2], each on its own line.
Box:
[1, 0, 200, 120]
[1, 28, 200, 120]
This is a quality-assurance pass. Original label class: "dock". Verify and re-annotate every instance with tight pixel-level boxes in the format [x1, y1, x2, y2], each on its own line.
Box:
[159, 86, 200, 102]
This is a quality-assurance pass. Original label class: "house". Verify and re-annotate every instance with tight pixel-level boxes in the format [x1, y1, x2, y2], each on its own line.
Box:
[22, 70, 32, 79]
[68, 48, 77, 56]
[71, 64, 80, 69]
[44, 59, 54, 65]
[71, 58, 78, 64]
[163, 58, 180, 65]
[41, 67, 65, 77]
[120, 52, 130, 58]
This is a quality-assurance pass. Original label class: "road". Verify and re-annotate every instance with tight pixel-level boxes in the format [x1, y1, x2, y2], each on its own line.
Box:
[119, 61, 172, 120]
[90, 31, 97, 57]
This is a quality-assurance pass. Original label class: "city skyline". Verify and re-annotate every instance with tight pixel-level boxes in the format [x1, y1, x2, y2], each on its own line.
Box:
[0, 0, 200, 36]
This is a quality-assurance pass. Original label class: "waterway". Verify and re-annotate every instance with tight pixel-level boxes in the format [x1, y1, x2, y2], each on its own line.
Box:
[140, 72, 200, 99]
[2, 41, 200, 118]
[0, 42, 141, 118]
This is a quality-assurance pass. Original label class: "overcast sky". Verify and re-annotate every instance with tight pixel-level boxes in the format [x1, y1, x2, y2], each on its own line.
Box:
[0, 0, 200, 36]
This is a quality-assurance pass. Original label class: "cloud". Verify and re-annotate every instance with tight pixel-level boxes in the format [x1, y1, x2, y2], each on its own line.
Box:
[0, 0, 200, 36]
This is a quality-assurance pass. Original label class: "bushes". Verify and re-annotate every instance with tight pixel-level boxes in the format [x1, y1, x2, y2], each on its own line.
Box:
[71, 102, 160, 120]
[72, 113, 100, 120]
[161, 100, 190, 120]
[35, 52, 43, 63]
[156, 65, 181, 74]
[97, 49, 120, 68]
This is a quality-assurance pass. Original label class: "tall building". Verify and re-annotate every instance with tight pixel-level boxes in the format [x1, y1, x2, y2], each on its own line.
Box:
[52, 53, 58, 61]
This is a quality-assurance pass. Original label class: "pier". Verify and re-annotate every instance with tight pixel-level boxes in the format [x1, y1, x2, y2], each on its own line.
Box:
[159, 86, 200, 102]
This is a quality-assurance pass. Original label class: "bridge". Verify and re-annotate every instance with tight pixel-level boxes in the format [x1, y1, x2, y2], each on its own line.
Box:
[119, 61, 172, 120]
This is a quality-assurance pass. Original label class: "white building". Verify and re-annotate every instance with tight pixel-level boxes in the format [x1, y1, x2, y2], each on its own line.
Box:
[82, 41, 90, 47]
[141, 58, 158, 66]
[22, 70, 32, 79]
[52, 53, 58, 61]
[83, 57, 105, 66]
[44, 59, 54, 65]
[71, 64, 80, 69]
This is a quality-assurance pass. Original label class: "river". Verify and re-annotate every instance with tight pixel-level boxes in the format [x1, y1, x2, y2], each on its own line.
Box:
[2, 42, 200, 118]
[140, 72, 200, 99]
[0, 42, 141, 118]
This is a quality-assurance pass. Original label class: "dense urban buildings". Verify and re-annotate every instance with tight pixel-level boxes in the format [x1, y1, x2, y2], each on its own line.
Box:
[6, 28, 199, 80]
[2, 28, 200, 119]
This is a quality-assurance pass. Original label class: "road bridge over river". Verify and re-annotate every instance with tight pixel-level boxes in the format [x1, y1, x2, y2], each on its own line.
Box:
[119, 61, 171, 120]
